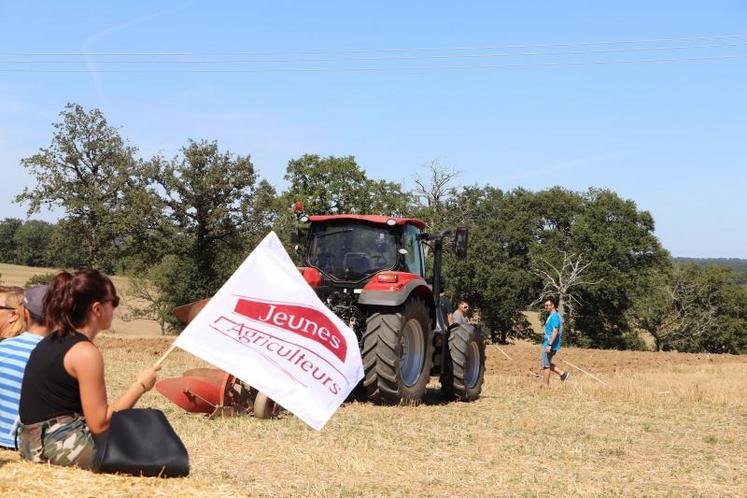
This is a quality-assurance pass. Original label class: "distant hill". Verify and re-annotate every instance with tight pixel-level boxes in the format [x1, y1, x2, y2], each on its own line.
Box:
[674, 257, 747, 286]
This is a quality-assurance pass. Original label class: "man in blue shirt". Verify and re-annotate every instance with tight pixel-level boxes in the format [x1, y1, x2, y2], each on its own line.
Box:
[0, 285, 49, 449]
[541, 297, 569, 386]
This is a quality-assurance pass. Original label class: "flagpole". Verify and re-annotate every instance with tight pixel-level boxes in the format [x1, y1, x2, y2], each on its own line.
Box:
[154, 343, 177, 368]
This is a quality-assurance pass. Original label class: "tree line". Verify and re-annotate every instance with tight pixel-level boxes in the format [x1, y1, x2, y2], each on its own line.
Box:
[3, 103, 746, 353]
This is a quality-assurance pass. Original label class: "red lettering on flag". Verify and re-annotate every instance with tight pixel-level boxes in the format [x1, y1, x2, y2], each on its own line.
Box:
[234, 298, 348, 361]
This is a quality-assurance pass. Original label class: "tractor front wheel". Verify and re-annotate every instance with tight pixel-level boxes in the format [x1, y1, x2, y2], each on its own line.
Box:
[362, 297, 433, 405]
[441, 324, 485, 401]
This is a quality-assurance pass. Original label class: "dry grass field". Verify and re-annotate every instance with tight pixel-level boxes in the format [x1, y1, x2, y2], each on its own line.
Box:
[0, 263, 162, 336]
[1, 338, 745, 497]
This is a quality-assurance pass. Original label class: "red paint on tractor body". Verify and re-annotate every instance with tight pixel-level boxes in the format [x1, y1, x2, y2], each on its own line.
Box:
[363, 271, 425, 292]
[307, 214, 426, 230]
[298, 267, 323, 287]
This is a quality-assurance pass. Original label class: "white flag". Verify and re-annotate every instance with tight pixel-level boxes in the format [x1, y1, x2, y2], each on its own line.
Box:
[173, 231, 364, 430]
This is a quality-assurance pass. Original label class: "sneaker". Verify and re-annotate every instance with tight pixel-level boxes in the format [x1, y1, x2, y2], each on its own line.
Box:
[560, 371, 569, 382]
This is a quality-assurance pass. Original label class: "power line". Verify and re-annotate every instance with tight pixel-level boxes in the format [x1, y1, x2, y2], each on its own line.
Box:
[1, 42, 742, 65]
[1, 33, 745, 57]
[1, 53, 744, 73]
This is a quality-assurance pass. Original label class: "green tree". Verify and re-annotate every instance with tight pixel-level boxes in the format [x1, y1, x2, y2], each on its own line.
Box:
[284, 154, 414, 216]
[0, 218, 23, 264]
[531, 187, 585, 253]
[528, 187, 588, 343]
[15, 103, 160, 270]
[632, 264, 747, 353]
[445, 185, 666, 348]
[569, 189, 668, 348]
[25, 272, 56, 288]
[708, 284, 747, 353]
[44, 219, 86, 268]
[121, 257, 185, 335]
[446, 187, 540, 343]
[13, 220, 53, 267]
[144, 140, 276, 326]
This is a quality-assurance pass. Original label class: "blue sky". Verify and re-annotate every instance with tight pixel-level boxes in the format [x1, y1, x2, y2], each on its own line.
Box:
[1, 1, 746, 258]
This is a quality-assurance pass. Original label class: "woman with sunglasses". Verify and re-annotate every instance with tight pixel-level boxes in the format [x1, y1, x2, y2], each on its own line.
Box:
[17, 269, 160, 469]
[0, 285, 26, 340]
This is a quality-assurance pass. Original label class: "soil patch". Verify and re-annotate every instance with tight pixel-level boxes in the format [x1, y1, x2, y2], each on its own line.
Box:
[93, 336, 747, 378]
[485, 341, 747, 377]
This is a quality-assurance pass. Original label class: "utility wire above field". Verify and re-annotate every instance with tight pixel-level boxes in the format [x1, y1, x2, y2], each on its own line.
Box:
[2, 32, 745, 56]
[2, 42, 744, 64]
[1, 33, 745, 73]
[1, 54, 745, 73]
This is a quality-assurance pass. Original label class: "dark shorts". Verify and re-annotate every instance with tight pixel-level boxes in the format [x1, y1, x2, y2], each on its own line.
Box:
[540, 349, 556, 369]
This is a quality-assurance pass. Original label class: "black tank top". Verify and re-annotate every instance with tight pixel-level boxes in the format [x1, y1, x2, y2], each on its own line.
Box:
[19, 332, 90, 424]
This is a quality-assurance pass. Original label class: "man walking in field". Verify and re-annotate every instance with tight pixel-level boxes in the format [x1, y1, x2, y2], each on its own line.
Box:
[541, 297, 569, 386]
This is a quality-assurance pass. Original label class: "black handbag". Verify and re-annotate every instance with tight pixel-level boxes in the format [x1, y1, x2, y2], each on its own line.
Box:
[94, 408, 189, 477]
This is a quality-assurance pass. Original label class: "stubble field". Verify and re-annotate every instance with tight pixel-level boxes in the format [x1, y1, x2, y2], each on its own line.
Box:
[1, 337, 745, 497]
[0, 263, 161, 336]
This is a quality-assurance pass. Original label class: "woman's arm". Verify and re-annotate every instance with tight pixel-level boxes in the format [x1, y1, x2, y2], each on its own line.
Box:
[65, 342, 159, 434]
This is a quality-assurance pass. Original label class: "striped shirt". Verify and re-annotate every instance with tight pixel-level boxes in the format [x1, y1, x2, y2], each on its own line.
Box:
[0, 332, 44, 448]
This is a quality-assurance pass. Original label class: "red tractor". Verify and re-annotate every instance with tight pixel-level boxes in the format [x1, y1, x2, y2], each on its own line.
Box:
[293, 212, 485, 405]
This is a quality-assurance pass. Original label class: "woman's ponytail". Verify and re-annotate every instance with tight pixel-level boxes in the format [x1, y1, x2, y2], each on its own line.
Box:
[44, 271, 75, 338]
[44, 269, 115, 338]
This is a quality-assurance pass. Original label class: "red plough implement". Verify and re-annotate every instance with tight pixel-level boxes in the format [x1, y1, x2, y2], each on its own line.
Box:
[156, 301, 281, 419]
[156, 368, 279, 418]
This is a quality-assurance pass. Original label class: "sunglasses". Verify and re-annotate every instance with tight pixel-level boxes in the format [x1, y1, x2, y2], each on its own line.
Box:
[102, 296, 120, 308]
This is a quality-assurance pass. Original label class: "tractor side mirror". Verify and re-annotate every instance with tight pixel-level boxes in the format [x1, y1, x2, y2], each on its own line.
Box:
[454, 227, 468, 258]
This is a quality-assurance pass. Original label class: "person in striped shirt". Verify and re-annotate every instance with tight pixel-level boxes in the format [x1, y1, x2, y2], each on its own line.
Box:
[0, 285, 49, 449]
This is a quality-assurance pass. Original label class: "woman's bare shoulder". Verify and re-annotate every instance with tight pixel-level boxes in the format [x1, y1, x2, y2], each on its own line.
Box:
[66, 339, 103, 364]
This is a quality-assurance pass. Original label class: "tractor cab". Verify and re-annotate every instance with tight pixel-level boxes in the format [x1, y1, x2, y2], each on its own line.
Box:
[301, 215, 426, 285]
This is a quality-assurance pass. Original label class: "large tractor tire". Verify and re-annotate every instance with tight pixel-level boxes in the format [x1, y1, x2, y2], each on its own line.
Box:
[362, 297, 433, 405]
[441, 324, 485, 402]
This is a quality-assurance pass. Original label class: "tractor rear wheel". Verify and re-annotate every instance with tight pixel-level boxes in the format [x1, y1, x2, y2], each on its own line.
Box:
[441, 324, 485, 401]
[362, 297, 433, 405]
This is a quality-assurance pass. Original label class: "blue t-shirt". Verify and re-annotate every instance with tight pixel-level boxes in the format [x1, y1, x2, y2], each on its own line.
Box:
[0, 332, 44, 448]
[543, 311, 562, 351]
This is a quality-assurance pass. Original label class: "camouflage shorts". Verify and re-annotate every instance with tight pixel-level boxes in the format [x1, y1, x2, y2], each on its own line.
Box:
[18, 414, 95, 470]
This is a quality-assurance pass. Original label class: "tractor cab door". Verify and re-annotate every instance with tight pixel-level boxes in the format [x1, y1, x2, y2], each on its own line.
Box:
[401, 224, 426, 278]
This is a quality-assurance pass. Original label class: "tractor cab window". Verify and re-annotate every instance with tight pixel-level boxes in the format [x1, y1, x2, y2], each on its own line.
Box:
[402, 224, 425, 277]
[307, 222, 398, 281]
